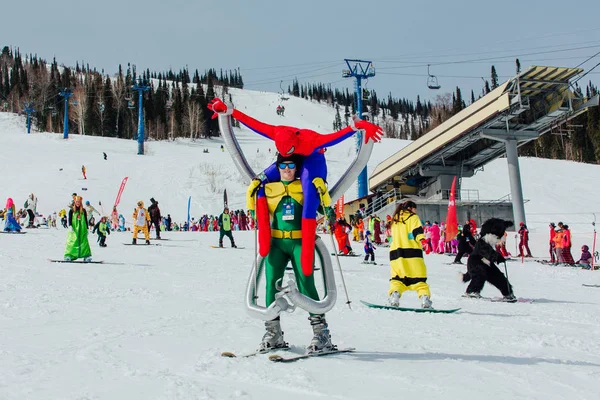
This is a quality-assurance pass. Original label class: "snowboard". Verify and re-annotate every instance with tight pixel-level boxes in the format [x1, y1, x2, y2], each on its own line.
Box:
[151, 238, 170, 241]
[331, 253, 361, 257]
[123, 243, 160, 246]
[49, 259, 104, 264]
[210, 246, 245, 249]
[0, 231, 26, 234]
[268, 348, 355, 363]
[361, 261, 377, 265]
[360, 300, 460, 313]
[582, 284, 600, 288]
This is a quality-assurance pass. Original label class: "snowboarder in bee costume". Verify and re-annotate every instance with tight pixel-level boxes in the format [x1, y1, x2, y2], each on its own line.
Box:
[208, 97, 383, 276]
[132, 201, 150, 244]
[388, 201, 432, 308]
[247, 153, 336, 353]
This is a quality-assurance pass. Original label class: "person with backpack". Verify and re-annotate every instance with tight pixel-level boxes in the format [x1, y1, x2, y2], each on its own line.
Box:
[148, 198, 162, 239]
[92, 216, 110, 247]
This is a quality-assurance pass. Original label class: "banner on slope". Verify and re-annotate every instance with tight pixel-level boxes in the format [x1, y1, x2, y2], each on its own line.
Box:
[335, 195, 344, 219]
[445, 176, 458, 242]
[114, 177, 128, 208]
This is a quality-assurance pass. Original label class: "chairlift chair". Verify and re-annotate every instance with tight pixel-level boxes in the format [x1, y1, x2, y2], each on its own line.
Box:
[427, 65, 441, 90]
[127, 100, 135, 109]
[279, 80, 289, 101]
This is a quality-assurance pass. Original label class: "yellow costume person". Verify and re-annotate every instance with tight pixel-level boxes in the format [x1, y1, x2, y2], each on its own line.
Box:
[388, 200, 432, 309]
[132, 200, 150, 244]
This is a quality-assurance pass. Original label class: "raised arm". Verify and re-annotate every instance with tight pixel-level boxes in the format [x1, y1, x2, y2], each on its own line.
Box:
[207, 98, 277, 140]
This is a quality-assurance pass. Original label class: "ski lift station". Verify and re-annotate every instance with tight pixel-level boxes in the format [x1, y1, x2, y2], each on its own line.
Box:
[362, 66, 599, 226]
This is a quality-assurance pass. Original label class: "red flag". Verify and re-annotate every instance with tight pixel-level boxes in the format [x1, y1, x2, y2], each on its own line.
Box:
[445, 176, 458, 242]
[114, 177, 128, 208]
[335, 195, 344, 219]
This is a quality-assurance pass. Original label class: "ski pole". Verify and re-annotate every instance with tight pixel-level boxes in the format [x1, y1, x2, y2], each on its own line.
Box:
[253, 193, 259, 300]
[318, 191, 352, 310]
[503, 261, 513, 295]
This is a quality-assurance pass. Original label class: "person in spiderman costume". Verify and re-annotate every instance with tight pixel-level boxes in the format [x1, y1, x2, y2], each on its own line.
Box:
[207, 98, 383, 276]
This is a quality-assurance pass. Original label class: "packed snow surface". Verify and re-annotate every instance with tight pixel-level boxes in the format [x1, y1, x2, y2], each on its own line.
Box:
[2, 88, 600, 399]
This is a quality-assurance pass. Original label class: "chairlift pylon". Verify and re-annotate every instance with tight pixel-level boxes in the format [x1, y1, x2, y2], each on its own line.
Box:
[427, 65, 441, 90]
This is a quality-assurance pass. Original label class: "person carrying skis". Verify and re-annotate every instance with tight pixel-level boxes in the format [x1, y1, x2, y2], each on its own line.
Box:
[217, 207, 237, 248]
[388, 201, 432, 309]
[462, 218, 516, 302]
[518, 222, 532, 257]
[148, 198, 162, 239]
[92, 216, 110, 247]
[64, 196, 92, 261]
[132, 201, 150, 244]
[3, 198, 22, 232]
[247, 153, 337, 353]
[363, 230, 376, 264]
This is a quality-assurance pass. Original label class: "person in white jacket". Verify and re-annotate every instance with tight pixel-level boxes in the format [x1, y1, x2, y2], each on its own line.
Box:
[24, 193, 37, 228]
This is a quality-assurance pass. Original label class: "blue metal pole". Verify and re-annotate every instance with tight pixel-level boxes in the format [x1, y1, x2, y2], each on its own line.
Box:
[24, 103, 35, 134]
[355, 77, 368, 198]
[59, 89, 72, 139]
[27, 113, 31, 133]
[137, 88, 144, 155]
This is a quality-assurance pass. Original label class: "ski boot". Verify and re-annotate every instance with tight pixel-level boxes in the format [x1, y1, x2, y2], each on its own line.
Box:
[132, 238, 137, 245]
[502, 293, 517, 303]
[307, 315, 336, 354]
[232, 243, 237, 248]
[145, 239, 150, 245]
[64, 256, 72, 261]
[258, 319, 288, 352]
[219, 242, 223, 248]
[421, 295, 433, 309]
[389, 291, 400, 307]
[84, 257, 92, 263]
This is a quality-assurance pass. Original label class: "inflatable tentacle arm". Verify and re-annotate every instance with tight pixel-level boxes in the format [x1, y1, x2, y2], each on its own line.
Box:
[312, 126, 356, 148]
[329, 138, 374, 202]
[231, 109, 277, 140]
[217, 113, 256, 183]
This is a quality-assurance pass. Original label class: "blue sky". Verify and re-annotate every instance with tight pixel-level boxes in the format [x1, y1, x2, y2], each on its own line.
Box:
[3, 0, 600, 103]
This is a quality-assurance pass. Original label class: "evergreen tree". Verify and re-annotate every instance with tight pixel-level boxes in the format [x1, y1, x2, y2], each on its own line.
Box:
[333, 103, 342, 130]
[491, 65, 498, 89]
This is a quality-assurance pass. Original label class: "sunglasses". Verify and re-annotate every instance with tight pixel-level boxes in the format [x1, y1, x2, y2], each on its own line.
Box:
[278, 162, 296, 170]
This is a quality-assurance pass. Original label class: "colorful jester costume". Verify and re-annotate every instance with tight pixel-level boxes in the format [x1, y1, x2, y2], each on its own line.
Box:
[208, 98, 383, 275]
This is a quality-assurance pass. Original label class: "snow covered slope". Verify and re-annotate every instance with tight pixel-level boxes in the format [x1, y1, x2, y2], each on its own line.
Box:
[2, 90, 600, 400]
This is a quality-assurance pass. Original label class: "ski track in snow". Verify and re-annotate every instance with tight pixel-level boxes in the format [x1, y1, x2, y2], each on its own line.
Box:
[2, 87, 600, 399]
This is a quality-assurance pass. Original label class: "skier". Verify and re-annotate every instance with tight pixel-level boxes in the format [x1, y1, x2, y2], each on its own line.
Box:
[363, 230, 376, 264]
[247, 153, 336, 353]
[217, 207, 236, 248]
[453, 223, 475, 264]
[82, 165, 87, 180]
[334, 218, 353, 255]
[388, 201, 432, 309]
[148, 198, 162, 239]
[24, 193, 37, 228]
[208, 97, 382, 276]
[518, 222, 532, 257]
[103, 152, 107, 160]
[64, 196, 92, 261]
[549, 222, 557, 263]
[462, 218, 516, 302]
[3, 198, 22, 232]
[84, 201, 100, 227]
[92, 216, 110, 247]
[132, 201, 150, 244]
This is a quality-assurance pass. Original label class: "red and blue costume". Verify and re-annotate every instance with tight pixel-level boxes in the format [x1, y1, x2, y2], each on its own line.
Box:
[208, 98, 383, 275]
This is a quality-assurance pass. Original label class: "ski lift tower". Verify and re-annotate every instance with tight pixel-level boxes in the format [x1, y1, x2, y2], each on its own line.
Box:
[132, 78, 150, 155]
[24, 102, 35, 134]
[59, 88, 72, 139]
[342, 59, 375, 198]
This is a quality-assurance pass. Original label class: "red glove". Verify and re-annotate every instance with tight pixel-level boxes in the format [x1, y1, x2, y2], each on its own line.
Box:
[207, 98, 229, 119]
[352, 116, 383, 144]
[421, 239, 431, 255]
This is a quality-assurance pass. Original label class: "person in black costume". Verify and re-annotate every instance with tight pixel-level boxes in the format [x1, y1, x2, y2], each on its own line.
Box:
[453, 223, 475, 264]
[462, 218, 516, 302]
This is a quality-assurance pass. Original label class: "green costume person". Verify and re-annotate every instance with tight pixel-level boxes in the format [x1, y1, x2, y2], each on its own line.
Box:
[218, 207, 237, 248]
[64, 196, 92, 261]
[252, 153, 336, 353]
